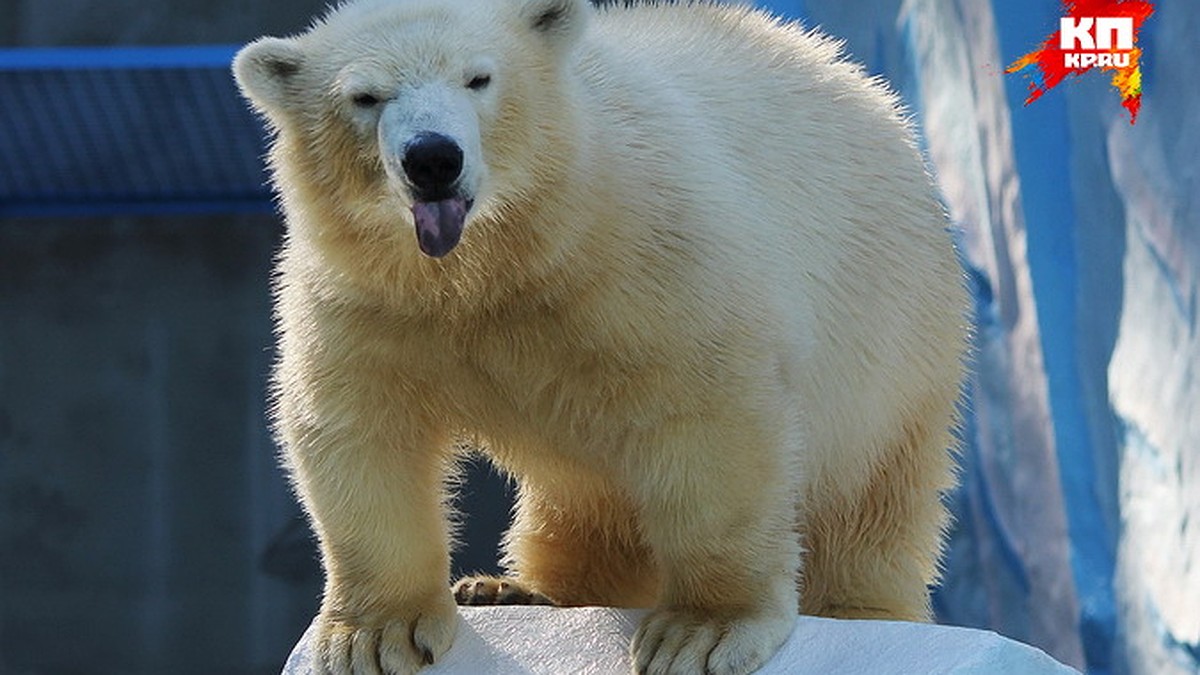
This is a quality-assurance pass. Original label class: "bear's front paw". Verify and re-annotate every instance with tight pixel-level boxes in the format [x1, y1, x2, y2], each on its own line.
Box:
[631, 608, 794, 675]
[452, 575, 556, 606]
[314, 596, 458, 675]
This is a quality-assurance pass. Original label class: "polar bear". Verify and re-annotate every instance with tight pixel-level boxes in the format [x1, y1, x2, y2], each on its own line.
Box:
[233, 0, 968, 673]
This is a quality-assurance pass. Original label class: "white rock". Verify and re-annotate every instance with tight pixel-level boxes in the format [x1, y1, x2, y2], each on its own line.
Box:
[282, 607, 1080, 674]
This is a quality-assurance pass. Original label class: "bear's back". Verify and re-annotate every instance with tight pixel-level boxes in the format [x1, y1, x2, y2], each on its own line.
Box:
[576, 2, 922, 228]
[571, 3, 965, 480]
[583, 3, 894, 121]
[571, 2, 939, 283]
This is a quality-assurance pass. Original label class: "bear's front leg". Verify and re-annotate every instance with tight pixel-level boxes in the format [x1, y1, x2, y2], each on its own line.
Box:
[278, 375, 458, 675]
[625, 413, 801, 675]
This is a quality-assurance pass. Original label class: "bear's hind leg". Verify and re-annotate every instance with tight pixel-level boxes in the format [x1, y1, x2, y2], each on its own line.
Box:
[455, 477, 660, 608]
[802, 416, 957, 622]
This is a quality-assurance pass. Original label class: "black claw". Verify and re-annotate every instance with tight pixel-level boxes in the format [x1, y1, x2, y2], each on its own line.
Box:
[421, 647, 435, 665]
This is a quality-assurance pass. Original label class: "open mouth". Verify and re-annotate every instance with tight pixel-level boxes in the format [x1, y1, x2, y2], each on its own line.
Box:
[409, 195, 474, 258]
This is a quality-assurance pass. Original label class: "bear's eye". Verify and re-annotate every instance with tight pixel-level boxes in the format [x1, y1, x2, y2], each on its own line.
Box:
[351, 92, 382, 108]
[466, 74, 492, 91]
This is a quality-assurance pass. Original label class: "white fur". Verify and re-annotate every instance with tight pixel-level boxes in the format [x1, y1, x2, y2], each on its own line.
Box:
[233, 1, 968, 673]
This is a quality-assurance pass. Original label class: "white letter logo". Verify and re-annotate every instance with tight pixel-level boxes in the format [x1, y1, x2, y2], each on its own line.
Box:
[1096, 17, 1134, 49]
[1061, 17, 1134, 51]
[1061, 17, 1095, 50]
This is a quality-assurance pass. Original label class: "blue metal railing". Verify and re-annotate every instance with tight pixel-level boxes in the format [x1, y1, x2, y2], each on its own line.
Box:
[0, 46, 274, 217]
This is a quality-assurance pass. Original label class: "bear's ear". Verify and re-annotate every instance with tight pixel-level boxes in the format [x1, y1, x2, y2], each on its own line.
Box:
[519, 0, 588, 49]
[232, 37, 306, 113]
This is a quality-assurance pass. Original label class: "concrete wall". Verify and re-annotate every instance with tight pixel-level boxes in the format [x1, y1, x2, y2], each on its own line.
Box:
[0, 3, 511, 673]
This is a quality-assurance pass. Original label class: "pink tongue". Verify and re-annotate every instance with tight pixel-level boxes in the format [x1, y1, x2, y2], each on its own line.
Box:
[410, 198, 467, 258]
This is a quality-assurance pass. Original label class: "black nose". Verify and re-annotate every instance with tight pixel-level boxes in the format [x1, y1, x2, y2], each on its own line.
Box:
[401, 132, 464, 195]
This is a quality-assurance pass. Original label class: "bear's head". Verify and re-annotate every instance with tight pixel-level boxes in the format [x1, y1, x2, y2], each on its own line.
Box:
[233, 0, 589, 260]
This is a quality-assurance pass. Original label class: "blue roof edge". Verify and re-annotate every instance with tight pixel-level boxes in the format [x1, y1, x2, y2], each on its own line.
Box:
[0, 45, 241, 70]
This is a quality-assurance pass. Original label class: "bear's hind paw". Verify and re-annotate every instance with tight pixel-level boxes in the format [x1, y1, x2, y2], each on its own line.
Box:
[452, 575, 556, 606]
